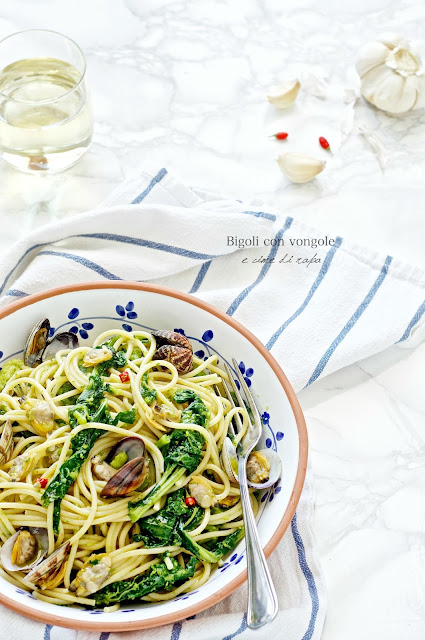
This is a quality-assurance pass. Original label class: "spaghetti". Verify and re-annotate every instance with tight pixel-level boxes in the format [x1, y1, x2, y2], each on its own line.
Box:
[0, 328, 255, 609]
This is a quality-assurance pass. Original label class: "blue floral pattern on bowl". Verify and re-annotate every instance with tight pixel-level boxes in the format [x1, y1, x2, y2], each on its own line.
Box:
[116, 301, 138, 332]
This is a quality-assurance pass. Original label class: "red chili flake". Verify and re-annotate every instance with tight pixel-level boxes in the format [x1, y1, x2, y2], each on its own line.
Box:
[319, 136, 331, 151]
[185, 496, 196, 507]
[36, 477, 48, 488]
[119, 371, 130, 383]
[270, 131, 288, 140]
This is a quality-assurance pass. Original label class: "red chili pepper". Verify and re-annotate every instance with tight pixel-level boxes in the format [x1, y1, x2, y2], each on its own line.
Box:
[36, 477, 48, 488]
[319, 136, 330, 151]
[119, 371, 130, 383]
[185, 496, 196, 507]
[270, 131, 288, 140]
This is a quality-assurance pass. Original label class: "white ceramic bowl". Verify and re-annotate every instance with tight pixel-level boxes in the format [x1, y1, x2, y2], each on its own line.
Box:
[0, 282, 307, 631]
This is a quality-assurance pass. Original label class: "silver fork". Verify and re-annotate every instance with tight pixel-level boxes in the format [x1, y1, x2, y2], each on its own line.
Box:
[220, 358, 278, 629]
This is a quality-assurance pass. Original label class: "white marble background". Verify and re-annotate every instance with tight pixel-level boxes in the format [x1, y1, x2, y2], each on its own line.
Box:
[0, 1, 425, 638]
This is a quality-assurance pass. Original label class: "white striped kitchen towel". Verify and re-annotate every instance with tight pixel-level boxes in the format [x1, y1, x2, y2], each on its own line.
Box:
[0, 167, 424, 640]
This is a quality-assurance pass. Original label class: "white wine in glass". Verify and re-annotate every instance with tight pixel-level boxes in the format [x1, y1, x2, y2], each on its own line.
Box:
[0, 30, 93, 173]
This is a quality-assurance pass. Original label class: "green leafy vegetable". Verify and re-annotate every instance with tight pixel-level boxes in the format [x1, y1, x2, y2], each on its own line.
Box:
[128, 430, 204, 522]
[130, 347, 142, 361]
[177, 525, 243, 564]
[56, 382, 78, 406]
[42, 372, 115, 532]
[140, 372, 157, 404]
[94, 341, 127, 376]
[173, 389, 197, 404]
[180, 396, 210, 428]
[112, 408, 137, 426]
[94, 555, 197, 606]
[42, 427, 101, 517]
[155, 434, 171, 449]
[0, 359, 24, 391]
[132, 488, 242, 566]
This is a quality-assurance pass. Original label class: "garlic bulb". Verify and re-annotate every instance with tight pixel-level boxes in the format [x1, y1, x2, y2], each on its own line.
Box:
[267, 79, 300, 108]
[356, 34, 425, 114]
[277, 153, 325, 184]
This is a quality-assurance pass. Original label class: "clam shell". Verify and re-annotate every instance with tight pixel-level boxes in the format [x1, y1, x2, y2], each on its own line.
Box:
[0, 527, 48, 572]
[0, 420, 13, 466]
[151, 330, 192, 352]
[100, 456, 149, 498]
[24, 319, 50, 367]
[42, 332, 79, 361]
[152, 345, 193, 374]
[25, 541, 70, 585]
[221, 437, 281, 489]
[106, 436, 145, 464]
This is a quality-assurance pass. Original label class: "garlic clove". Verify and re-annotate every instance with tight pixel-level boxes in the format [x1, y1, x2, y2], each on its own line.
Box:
[360, 65, 395, 104]
[355, 42, 390, 77]
[372, 71, 405, 112]
[267, 79, 300, 109]
[412, 76, 425, 109]
[392, 76, 419, 113]
[277, 153, 326, 184]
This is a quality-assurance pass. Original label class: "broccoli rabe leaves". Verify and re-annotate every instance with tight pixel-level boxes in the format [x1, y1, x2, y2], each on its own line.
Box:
[56, 381, 78, 406]
[43, 366, 137, 533]
[173, 389, 210, 427]
[140, 372, 157, 404]
[128, 430, 204, 522]
[94, 340, 127, 376]
[133, 489, 189, 546]
[112, 408, 137, 426]
[180, 396, 210, 428]
[163, 429, 204, 474]
[173, 389, 197, 404]
[132, 488, 243, 568]
[94, 555, 197, 606]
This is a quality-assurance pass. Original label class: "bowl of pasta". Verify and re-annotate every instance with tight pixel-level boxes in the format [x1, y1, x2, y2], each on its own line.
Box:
[0, 282, 307, 631]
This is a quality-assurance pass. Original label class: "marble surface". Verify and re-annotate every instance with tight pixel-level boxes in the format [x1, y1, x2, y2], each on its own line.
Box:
[0, 1, 425, 638]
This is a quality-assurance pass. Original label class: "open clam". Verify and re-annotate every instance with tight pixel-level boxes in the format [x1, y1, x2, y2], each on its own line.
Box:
[69, 553, 111, 597]
[24, 319, 50, 367]
[95, 436, 152, 498]
[24, 318, 78, 367]
[221, 436, 281, 490]
[151, 330, 193, 375]
[42, 332, 79, 361]
[25, 541, 70, 588]
[0, 527, 48, 572]
[0, 420, 13, 466]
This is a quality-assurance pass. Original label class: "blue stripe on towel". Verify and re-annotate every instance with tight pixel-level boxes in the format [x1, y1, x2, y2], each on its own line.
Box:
[131, 168, 167, 204]
[0, 241, 48, 295]
[170, 621, 183, 640]
[266, 237, 342, 350]
[242, 210, 276, 222]
[307, 255, 393, 385]
[190, 260, 212, 293]
[43, 625, 52, 640]
[78, 233, 216, 261]
[397, 298, 425, 342]
[226, 216, 293, 316]
[4, 289, 28, 297]
[222, 612, 247, 640]
[38, 251, 122, 280]
[99, 633, 110, 640]
[291, 514, 319, 640]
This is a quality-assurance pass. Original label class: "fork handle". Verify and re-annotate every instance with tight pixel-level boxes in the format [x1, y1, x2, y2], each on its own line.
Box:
[238, 454, 278, 629]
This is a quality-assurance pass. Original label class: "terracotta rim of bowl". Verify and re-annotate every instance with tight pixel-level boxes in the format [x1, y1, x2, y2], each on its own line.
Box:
[0, 281, 308, 631]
